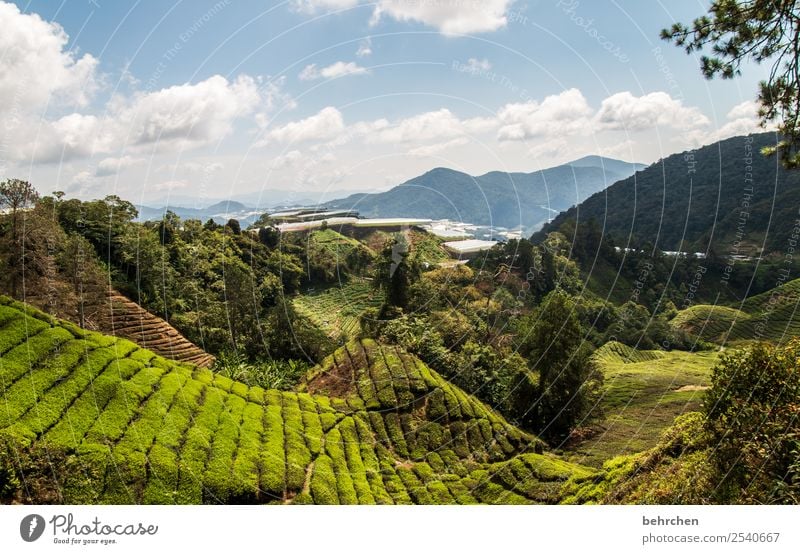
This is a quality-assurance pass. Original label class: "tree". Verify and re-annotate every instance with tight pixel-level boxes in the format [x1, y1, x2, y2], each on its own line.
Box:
[375, 235, 421, 311]
[226, 219, 241, 235]
[661, 1, 800, 166]
[519, 290, 601, 441]
[58, 233, 106, 328]
[0, 179, 40, 297]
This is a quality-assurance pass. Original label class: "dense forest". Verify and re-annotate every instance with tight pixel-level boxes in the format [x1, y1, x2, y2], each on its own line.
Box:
[537, 133, 800, 255]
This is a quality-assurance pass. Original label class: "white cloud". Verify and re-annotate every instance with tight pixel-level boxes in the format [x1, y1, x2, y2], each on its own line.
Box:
[15, 74, 265, 163]
[255, 76, 297, 128]
[21, 113, 111, 164]
[0, 2, 99, 114]
[375, 109, 496, 144]
[291, 0, 359, 13]
[687, 100, 766, 145]
[726, 100, 760, 121]
[152, 179, 189, 192]
[408, 137, 469, 157]
[321, 118, 390, 147]
[0, 3, 290, 165]
[69, 170, 93, 187]
[596, 91, 709, 131]
[264, 106, 346, 144]
[497, 88, 594, 141]
[299, 61, 369, 80]
[119, 74, 261, 148]
[356, 37, 372, 57]
[96, 156, 145, 177]
[371, 0, 514, 34]
[377, 109, 464, 143]
[270, 150, 304, 169]
[293, 0, 514, 34]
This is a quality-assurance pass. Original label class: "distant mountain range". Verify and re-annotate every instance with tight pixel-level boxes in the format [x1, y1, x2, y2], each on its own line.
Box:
[535, 133, 798, 255]
[135, 157, 644, 230]
[323, 156, 645, 232]
[135, 188, 381, 224]
[135, 201, 264, 226]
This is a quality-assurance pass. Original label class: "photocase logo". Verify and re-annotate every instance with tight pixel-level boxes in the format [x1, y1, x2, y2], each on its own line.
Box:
[20, 514, 45, 542]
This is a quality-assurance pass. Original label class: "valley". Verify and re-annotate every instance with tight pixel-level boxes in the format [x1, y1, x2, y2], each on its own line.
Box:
[2, 132, 800, 506]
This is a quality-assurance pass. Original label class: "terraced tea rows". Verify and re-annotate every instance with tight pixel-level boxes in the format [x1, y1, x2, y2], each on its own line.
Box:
[293, 280, 383, 339]
[671, 278, 800, 344]
[99, 291, 215, 368]
[0, 297, 594, 504]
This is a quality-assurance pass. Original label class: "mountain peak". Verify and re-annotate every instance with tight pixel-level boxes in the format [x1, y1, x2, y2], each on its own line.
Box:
[566, 155, 646, 173]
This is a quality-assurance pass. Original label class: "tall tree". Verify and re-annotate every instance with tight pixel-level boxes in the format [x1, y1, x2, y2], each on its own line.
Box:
[520, 290, 600, 440]
[375, 234, 421, 311]
[661, 1, 800, 166]
[0, 179, 40, 297]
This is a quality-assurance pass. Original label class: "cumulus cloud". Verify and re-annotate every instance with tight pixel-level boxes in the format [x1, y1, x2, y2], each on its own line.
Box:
[687, 100, 767, 145]
[497, 89, 594, 141]
[376, 109, 496, 143]
[371, 0, 514, 34]
[299, 61, 369, 80]
[0, 2, 99, 114]
[408, 137, 469, 157]
[264, 106, 346, 144]
[293, 0, 514, 34]
[595, 91, 709, 131]
[22, 114, 111, 164]
[95, 156, 145, 177]
[13, 74, 265, 163]
[118, 75, 261, 148]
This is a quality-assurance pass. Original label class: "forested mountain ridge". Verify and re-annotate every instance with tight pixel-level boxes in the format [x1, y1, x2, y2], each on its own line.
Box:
[536, 132, 797, 255]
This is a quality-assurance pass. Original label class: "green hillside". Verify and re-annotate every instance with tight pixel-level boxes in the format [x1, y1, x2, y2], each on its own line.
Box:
[671, 277, 800, 344]
[567, 342, 717, 467]
[292, 280, 383, 339]
[0, 297, 595, 504]
[536, 133, 800, 255]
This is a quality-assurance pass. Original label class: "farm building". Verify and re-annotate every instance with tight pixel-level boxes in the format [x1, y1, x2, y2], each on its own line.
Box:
[269, 208, 359, 223]
[271, 216, 433, 234]
[442, 239, 499, 258]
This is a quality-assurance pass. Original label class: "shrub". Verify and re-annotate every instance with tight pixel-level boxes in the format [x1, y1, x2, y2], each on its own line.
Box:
[705, 341, 800, 503]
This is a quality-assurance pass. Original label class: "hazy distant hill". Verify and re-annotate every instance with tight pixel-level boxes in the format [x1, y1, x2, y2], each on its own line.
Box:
[136, 200, 263, 225]
[536, 133, 799, 255]
[324, 157, 644, 232]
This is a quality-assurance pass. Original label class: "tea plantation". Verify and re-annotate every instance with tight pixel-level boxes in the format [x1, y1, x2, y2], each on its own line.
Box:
[0, 296, 595, 504]
[293, 280, 382, 339]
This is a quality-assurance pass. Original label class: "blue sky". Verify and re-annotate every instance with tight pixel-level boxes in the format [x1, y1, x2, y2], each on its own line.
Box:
[0, 1, 770, 206]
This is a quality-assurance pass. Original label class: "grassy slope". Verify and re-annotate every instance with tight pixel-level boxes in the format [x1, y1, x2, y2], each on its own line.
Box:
[671, 277, 800, 344]
[0, 297, 594, 504]
[565, 342, 717, 468]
